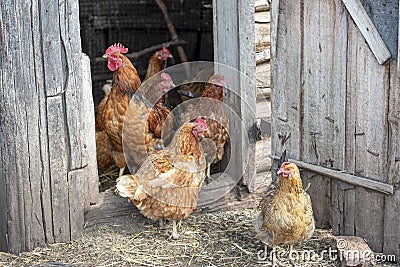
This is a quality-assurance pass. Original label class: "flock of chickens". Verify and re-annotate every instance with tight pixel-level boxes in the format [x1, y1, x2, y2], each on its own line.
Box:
[95, 43, 315, 250]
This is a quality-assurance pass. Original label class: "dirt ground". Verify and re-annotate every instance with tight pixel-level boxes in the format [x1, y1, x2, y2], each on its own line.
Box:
[1, 205, 397, 267]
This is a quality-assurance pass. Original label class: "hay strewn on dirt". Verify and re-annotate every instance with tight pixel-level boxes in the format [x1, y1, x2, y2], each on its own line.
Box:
[0, 209, 397, 267]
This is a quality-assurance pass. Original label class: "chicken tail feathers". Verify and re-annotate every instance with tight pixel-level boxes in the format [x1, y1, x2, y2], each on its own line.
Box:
[116, 175, 146, 201]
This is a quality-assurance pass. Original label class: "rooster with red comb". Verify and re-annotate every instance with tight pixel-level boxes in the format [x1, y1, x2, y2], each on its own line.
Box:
[95, 43, 141, 177]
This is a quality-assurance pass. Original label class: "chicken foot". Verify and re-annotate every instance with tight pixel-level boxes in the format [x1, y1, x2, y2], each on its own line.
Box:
[169, 220, 180, 240]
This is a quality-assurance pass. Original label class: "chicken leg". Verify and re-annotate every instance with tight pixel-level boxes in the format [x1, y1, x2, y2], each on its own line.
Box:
[206, 163, 211, 180]
[170, 220, 180, 239]
[119, 167, 125, 177]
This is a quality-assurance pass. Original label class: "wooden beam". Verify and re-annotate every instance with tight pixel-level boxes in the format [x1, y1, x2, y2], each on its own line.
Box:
[341, 0, 391, 64]
[271, 156, 394, 195]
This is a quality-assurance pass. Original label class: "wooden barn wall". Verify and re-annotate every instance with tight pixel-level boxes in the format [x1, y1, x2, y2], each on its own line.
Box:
[272, 0, 400, 257]
[79, 0, 214, 108]
[0, 0, 98, 253]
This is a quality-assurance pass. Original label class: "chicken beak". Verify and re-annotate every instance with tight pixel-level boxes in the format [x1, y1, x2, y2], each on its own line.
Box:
[102, 54, 108, 59]
[276, 169, 283, 175]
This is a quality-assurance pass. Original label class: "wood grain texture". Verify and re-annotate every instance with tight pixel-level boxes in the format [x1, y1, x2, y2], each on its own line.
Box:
[383, 61, 400, 260]
[341, 0, 391, 64]
[346, 17, 389, 252]
[81, 54, 100, 207]
[213, 0, 257, 191]
[273, 0, 400, 254]
[271, 0, 302, 164]
[0, 0, 95, 253]
[301, 0, 348, 229]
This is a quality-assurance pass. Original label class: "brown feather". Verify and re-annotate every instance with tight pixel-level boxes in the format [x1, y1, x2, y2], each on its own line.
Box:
[98, 53, 141, 170]
[116, 122, 206, 223]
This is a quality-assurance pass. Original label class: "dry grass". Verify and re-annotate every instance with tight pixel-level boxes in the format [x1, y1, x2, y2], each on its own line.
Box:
[0, 209, 397, 267]
[98, 166, 119, 192]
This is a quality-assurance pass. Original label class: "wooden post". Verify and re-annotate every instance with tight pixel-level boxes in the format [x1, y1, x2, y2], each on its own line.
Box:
[0, 0, 98, 253]
[213, 0, 257, 192]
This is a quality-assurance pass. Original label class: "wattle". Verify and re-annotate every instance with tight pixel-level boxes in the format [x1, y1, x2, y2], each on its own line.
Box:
[107, 61, 117, 72]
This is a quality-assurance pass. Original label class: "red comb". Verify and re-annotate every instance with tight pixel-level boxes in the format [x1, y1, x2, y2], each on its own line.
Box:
[282, 162, 290, 166]
[162, 46, 171, 53]
[105, 43, 128, 55]
[195, 118, 207, 128]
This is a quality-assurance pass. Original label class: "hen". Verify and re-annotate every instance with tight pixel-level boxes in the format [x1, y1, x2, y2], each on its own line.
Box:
[116, 118, 207, 239]
[178, 74, 229, 179]
[96, 43, 141, 177]
[177, 67, 214, 102]
[143, 46, 173, 82]
[255, 161, 315, 249]
[123, 73, 175, 169]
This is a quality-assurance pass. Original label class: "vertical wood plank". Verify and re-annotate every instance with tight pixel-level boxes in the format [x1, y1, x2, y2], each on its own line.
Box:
[239, 0, 257, 191]
[346, 17, 388, 252]
[81, 54, 100, 207]
[301, 0, 348, 229]
[383, 61, 400, 259]
[68, 169, 84, 240]
[47, 96, 70, 242]
[1, 0, 87, 253]
[213, 0, 256, 191]
[323, 0, 351, 237]
[271, 0, 302, 161]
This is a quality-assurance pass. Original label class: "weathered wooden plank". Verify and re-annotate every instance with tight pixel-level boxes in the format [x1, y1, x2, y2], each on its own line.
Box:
[301, 0, 349, 229]
[213, 0, 257, 192]
[341, 0, 391, 64]
[0, 1, 26, 253]
[0, 0, 56, 252]
[1, 0, 88, 253]
[383, 190, 400, 261]
[342, 185, 356, 235]
[213, 0, 241, 193]
[316, 0, 351, 238]
[46, 96, 71, 242]
[61, 0, 84, 170]
[40, 0, 64, 97]
[239, 0, 257, 191]
[358, 0, 398, 60]
[271, 156, 393, 194]
[31, 0, 55, 247]
[347, 17, 389, 252]
[68, 170, 84, 240]
[271, 0, 302, 163]
[383, 61, 400, 260]
[398, 0, 400, 74]
[81, 54, 100, 207]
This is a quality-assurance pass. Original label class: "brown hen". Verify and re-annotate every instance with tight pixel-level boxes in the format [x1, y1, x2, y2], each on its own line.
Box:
[116, 118, 207, 239]
[143, 46, 173, 82]
[255, 162, 315, 249]
[123, 73, 175, 169]
[179, 74, 229, 178]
